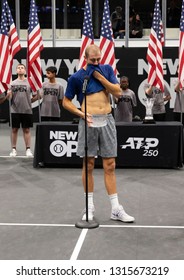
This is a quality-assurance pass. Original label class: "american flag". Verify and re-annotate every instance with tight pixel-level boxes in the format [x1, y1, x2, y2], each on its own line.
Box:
[99, 0, 117, 75]
[78, 0, 94, 69]
[178, 0, 184, 88]
[146, 0, 164, 92]
[0, 0, 21, 94]
[27, 0, 43, 92]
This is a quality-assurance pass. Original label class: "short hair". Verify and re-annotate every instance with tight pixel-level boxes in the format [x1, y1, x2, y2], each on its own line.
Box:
[46, 66, 57, 74]
[16, 63, 26, 69]
[115, 6, 122, 12]
[120, 76, 129, 82]
[85, 44, 101, 58]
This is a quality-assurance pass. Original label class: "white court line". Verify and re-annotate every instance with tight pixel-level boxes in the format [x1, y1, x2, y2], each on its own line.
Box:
[1, 222, 184, 261]
[0, 222, 184, 229]
[0, 223, 74, 227]
[100, 225, 184, 229]
[0, 156, 33, 158]
[70, 229, 88, 260]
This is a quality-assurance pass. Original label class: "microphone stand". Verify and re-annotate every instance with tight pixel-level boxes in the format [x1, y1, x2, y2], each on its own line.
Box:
[75, 77, 99, 229]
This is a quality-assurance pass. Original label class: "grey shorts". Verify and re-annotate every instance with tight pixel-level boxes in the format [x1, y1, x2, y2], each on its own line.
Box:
[77, 114, 117, 158]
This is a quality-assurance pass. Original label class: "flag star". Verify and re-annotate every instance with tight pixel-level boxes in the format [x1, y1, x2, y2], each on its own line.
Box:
[99, 0, 117, 74]
[0, 0, 21, 94]
[78, 0, 94, 69]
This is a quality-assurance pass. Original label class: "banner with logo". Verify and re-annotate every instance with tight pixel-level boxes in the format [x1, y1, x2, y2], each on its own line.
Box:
[34, 122, 183, 169]
[0, 47, 178, 122]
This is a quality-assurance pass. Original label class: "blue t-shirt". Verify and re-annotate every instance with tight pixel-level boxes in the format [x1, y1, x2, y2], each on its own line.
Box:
[65, 64, 118, 105]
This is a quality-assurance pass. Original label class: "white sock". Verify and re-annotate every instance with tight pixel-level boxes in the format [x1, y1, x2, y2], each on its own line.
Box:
[84, 192, 94, 208]
[109, 193, 120, 209]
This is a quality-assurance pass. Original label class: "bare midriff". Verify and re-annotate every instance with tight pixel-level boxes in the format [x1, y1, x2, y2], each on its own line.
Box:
[81, 90, 111, 115]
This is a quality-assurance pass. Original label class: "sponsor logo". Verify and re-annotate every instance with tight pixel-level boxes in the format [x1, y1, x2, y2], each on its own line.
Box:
[121, 137, 159, 157]
[49, 130, 78, 157]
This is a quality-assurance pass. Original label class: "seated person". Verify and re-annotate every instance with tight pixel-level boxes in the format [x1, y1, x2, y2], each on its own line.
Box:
[111, 6, 125, 39]
[129, 14, 143, 38]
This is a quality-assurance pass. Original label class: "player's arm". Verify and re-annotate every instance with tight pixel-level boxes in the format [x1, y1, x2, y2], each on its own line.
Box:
[63, 96, 85, 118]
[93, 71, 122, 98]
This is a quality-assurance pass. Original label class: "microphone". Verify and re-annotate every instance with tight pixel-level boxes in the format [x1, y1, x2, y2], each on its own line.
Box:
[82, 76, 90, 94]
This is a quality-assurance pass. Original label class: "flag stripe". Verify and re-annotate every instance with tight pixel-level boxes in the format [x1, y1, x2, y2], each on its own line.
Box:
[27, 0, 43, 92]
[146, 0, 164, 92]
[9, 24, 21, 56]
[78, 0, 94, 70]
[0, 0, 21, 94]
[99, 0, 118, 75]
[0, 82, 7, 93]
[0, 36, 9, 79]
[179, 0, 184, 88]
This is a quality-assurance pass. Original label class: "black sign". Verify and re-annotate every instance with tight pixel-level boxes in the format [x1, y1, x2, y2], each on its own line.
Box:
[34, 122, 183, 168]
[0, 47, 179, 123]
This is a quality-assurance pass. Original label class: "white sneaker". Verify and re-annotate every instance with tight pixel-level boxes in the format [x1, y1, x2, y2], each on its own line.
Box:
[9, 148, 17, 157]
[111, 205, 135, 223]
[26, 148, 33, 157]
[82, 205, 95, 221]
